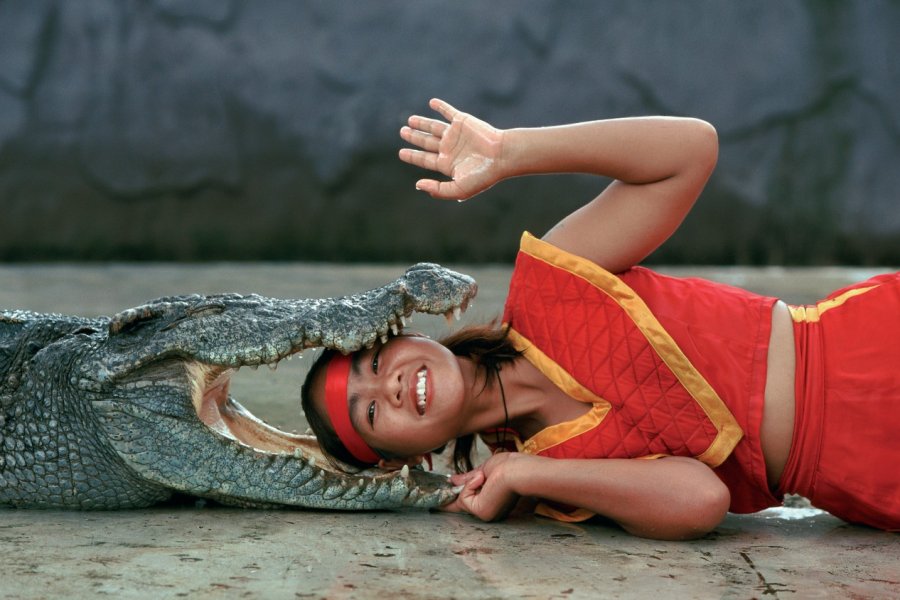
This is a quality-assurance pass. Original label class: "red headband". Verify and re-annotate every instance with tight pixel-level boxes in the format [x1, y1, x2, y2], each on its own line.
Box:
[324, 354, 380, 464]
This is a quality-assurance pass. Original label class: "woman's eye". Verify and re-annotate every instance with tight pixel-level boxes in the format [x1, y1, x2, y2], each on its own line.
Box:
[367, 401, 376, 426]
[372, 348, 380, 374]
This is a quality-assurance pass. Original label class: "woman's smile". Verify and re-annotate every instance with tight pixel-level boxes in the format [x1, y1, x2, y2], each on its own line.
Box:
[414, 367, 429, 415]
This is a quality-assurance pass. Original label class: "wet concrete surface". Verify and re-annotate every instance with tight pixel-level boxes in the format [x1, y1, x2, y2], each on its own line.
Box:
[1, 262, 897, 599]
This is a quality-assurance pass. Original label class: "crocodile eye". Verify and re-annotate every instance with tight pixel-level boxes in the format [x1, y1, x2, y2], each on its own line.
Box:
[367, 401, 376, 427]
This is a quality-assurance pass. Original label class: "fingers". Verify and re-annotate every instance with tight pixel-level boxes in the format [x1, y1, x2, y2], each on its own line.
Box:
[417, 179, 464, 201]
[407, 116, 448, 138]
[439, 470, 485, 513]
[455, 470, 486, 510]
[405, 97, 459, 138]
[429, 97, 460, 123]
[400, 126, 440, 153]
[398, 148, 438, 173]
[397, 149, 463, 199]
[397, 154, 467, 200]
[449, 468, 483, 486]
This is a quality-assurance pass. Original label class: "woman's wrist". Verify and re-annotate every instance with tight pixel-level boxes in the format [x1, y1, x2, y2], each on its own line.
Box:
[496, 127, 537, 181]
[501, 452, 543, 497]
[497, 124, 605, 179]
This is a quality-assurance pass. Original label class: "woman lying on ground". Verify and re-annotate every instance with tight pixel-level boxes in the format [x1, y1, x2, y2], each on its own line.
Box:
[301, 98, 900, 540]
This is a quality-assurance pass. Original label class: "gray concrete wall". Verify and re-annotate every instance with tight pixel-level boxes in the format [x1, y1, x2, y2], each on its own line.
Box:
[1, 1, 898, 264]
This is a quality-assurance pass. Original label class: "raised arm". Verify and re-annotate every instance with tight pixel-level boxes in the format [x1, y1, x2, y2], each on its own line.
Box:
[399, 98, 718, 273]
[447, 453, 730, 541]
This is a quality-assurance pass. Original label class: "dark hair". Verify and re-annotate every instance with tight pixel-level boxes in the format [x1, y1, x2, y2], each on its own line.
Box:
[300, 348, 371, 471]
[437, 323, 521, 472]
[299, 322, 521, 473]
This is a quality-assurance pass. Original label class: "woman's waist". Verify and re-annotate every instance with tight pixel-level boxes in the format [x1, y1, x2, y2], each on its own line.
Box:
[760, 300, 796, 487]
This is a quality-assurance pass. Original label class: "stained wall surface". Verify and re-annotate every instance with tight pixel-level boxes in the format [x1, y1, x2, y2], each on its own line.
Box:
[1, 1, 899, 264]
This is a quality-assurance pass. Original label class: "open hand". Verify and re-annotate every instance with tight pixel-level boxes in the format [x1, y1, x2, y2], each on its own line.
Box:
[399, 98, 505, 201]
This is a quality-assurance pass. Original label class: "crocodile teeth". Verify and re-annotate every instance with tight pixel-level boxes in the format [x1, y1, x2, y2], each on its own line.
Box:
[416, 368, 427, 415]
[443, 305, 465, 327]
[390, 323, 399, 336]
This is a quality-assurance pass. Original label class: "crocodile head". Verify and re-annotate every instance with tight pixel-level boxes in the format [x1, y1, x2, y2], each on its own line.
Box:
[0, 263, 476, 510]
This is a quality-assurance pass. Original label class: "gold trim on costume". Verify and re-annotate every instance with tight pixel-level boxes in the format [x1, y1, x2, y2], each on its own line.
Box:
[506, 329, 612, 455]
[789, 285, 879, 323]
[507, 232, 744, 467]
[535, 503, 596, 523]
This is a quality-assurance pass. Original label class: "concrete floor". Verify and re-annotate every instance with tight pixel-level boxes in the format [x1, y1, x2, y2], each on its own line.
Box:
[2, 506, 897, 599]
[1, 263, 898, 599]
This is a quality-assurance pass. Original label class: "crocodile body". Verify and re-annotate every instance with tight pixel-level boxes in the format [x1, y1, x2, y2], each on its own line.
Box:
[0, 264, 475, 510]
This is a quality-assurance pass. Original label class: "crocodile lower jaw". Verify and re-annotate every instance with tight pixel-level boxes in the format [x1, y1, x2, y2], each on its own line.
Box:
[186, 361, 321, 458]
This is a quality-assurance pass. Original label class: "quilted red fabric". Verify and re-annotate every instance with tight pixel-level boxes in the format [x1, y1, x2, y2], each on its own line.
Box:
[503, 252, 720, 460]
[501, 234, 782, 514]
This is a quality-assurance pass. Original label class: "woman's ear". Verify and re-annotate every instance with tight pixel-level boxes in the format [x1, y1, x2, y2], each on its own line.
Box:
[377, 455, 426, 471]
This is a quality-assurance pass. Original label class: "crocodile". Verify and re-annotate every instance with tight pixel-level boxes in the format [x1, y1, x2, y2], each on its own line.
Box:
[0, 263, 475, 510]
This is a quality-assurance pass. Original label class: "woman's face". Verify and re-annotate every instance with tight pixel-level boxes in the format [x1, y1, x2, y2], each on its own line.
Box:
[311, 336, 468, 458]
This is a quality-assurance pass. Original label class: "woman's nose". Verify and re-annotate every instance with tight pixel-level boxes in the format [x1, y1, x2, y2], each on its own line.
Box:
[357, 370, 402, 408]
[382, 371, 403, 407]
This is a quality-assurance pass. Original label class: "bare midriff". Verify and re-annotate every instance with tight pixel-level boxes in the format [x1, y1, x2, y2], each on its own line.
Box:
[760, 300, 796, 489]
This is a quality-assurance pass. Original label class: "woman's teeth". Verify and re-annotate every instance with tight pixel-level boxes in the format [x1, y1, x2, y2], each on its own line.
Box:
[416, 368, 427, 415]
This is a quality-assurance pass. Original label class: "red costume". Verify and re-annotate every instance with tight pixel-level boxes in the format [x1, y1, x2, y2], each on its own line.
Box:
[779, 273, 900, 530]
[499, 233, 899, 529]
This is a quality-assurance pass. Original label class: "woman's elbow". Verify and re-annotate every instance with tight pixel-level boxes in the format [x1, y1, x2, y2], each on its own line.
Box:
[622, 478, 730, 541]
[683, 477, 730, 537]
[688, 118, 719, 176]
[664, 468, 730, 540]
